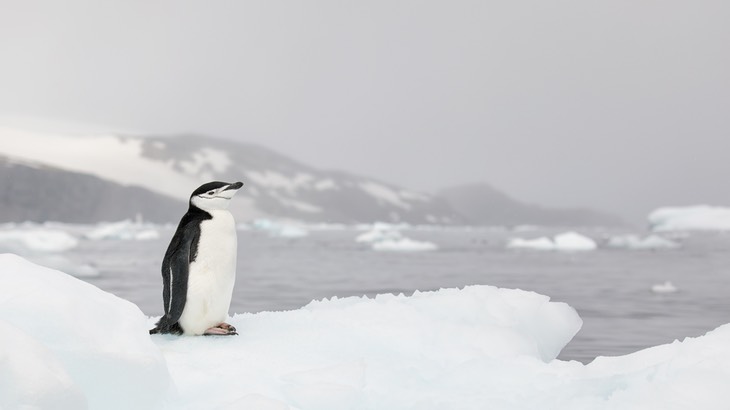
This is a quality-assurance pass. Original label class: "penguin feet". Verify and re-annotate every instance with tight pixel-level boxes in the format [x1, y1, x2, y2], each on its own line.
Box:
[203, 323, 238, 336]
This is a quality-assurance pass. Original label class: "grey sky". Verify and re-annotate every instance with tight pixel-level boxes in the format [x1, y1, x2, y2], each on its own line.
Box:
[1, 1, 728, 222]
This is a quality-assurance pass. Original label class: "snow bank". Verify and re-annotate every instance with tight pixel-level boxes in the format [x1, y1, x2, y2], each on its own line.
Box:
[649, 205, 730, 231]
[607, 234, 680, 250]
[84, 220, 160, 241]
[508, 231, 597, 252]
[0, 229, 78, 252]
[157, 286, 581, 409]
[0, 254, 169, 410]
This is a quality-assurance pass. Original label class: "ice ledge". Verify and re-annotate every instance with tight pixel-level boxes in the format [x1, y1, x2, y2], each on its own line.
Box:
[3, 253, 730, 409]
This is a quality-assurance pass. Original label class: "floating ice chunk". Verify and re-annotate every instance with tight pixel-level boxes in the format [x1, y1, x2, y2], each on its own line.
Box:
[0, 254, 170, 410]
[277, 225, 309, 238]
[607, 234, 679, 250]
[372, 237, 438, 252]
[134, 229, 160, 241]
[0, 229, 78, 252]
[649, 205, 730, 231]
[355, 223, 403, 243]
[251, 219, 309, 238]
[507, 236, 555, 251]
[84, 220, 159, 241]
[508, 232, 596, 252]
[553, 232, 597, 251]
[651, 281, 678, 294]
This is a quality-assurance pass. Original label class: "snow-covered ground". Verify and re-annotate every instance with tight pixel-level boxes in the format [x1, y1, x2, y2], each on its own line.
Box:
[649, 205, 730, 232]
[3, 254, 730, 410]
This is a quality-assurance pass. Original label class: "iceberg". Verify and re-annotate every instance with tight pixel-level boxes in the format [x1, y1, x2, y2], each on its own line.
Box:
[508, 231, 597, 252]
[371, 237, 438, 252]
[356, 223, 438, 251]
[607, 234, 679, 250]
[84, 220, 160, 241]
[0, 228, 78, 253]
[4, 254, 730, 409]
[648, 205, 730, 232]
[354, 222, 404, 243]
[507, 236, 556, 251]
[250, 219, 310, 238]
[651, 281, 679, 294]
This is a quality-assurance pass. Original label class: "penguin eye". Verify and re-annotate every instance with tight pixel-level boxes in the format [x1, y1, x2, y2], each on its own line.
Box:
[207, 191, 215, 195]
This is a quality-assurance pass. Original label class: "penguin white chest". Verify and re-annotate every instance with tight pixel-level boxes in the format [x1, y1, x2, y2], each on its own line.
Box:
[178, 210, 238, 335]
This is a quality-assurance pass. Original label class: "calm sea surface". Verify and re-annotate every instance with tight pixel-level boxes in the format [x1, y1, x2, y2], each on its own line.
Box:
[57, 225, 730, 363]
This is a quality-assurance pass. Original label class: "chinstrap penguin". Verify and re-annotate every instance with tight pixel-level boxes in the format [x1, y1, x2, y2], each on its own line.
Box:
[150, 181, 243, 336]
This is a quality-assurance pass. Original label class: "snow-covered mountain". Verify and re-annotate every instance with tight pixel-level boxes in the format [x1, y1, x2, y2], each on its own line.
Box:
[0, 128, 459, 224]
[0, 156, 184, 223]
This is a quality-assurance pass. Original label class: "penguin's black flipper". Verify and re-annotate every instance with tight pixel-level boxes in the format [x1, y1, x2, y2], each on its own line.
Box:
[150, 223, 199, 335]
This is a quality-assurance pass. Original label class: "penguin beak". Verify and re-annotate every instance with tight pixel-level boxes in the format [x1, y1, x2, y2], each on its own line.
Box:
[223, 181, 244, 191]
[217, 182, 243, 199]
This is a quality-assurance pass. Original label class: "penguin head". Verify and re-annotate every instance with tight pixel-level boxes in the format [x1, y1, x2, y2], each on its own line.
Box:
[189, 181, 244, 211]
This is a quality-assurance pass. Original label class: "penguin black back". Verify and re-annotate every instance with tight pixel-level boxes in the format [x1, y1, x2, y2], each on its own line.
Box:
[150, 181, 243, 336]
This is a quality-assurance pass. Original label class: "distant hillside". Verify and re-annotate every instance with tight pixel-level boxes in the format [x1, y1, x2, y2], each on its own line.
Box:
[0, 128, 460, 224]
[437, 183, 623, 227]
[0, 156, 185, 223]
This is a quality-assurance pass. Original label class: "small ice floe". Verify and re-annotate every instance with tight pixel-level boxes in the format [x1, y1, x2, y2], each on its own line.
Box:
[356, 223, 438, 252]
[251, 219, 309, 238]
[84, 220, 160, 241]
[0, 229, 79, 253]
[355, 223, 403, 243]
[507, 237, 555, 251]
[372, 237, 438, 252]
[648, 205, 730, 232]
[507, 231, 597, 252]
[651, 281, 678, 294]
[606, 234, 680, 251]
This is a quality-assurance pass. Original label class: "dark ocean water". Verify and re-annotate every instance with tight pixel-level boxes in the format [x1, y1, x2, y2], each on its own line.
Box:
[55, 225, 730, 363]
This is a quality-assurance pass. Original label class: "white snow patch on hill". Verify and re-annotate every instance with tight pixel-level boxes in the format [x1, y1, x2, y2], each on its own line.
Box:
[314, 178, 338, 191]
[178, 147, 232, 177]
[245, 170, 315, 193]
[359, 181, 413, 210]
[0, 128, 197, 198]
